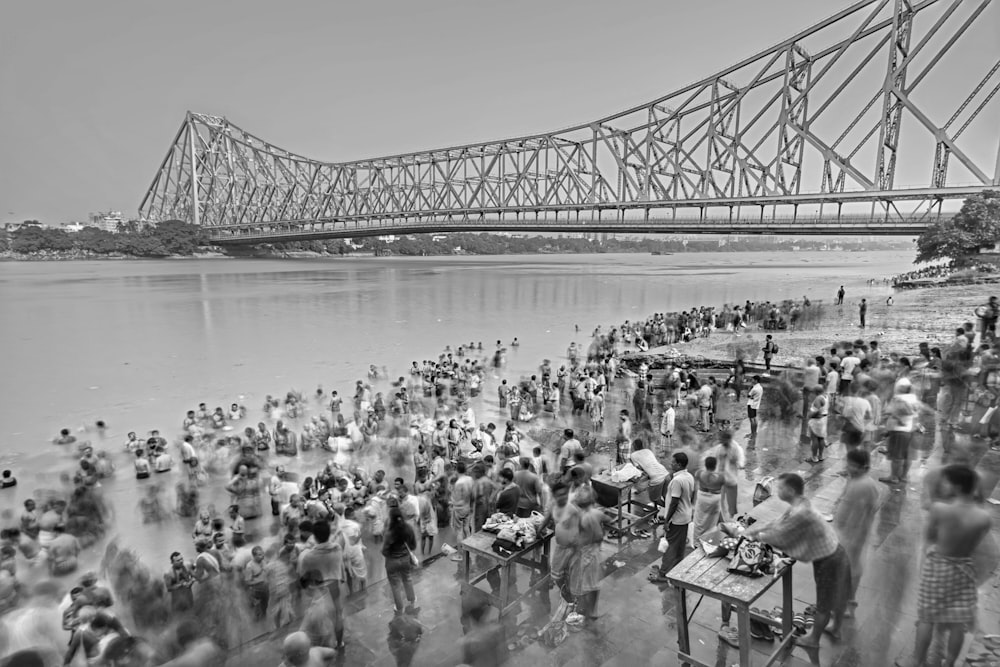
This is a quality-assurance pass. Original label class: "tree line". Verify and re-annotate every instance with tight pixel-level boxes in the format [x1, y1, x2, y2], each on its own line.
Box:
[0, 220, 207, 257]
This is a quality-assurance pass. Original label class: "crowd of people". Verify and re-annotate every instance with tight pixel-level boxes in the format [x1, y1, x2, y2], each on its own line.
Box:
[890, 260, 999, 287]
[2, 288, 999, 667]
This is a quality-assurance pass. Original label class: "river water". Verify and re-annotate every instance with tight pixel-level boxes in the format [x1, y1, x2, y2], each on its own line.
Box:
[0, 249, 914, 602]
[0, 251, 913, 465]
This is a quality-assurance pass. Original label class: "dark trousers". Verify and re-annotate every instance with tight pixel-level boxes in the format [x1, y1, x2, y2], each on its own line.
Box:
[659, 522, 689, 574]
[248, 583, 269, 619]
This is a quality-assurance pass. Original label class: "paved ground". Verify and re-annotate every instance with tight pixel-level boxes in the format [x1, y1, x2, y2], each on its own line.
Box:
[232, 415, 1000, 667]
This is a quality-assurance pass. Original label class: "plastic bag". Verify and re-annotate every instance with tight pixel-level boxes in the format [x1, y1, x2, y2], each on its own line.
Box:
[752, 476, 774, 506]
[658, 536, 669, 553]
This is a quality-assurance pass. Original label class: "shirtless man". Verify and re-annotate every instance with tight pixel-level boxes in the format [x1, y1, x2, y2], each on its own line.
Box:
[541, 481, 581, 604]
[900, 464, 991, 667]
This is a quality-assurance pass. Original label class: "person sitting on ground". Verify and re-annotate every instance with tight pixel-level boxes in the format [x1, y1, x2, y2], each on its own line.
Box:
[1, 470, 16, 489]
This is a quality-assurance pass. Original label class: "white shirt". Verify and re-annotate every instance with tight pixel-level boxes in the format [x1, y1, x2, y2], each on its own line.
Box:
[888, 393, 921, 432]
[840, 356, 860, 380]
[826, 370, 840, 395]
[747, 383, 763, 410]
[660, 407, 676, 434]
[629, 449, 669, 485]
[698, 384, 713, 407]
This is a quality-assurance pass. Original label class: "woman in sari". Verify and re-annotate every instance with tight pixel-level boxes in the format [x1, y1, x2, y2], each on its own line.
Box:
[569, 488, 604, 620]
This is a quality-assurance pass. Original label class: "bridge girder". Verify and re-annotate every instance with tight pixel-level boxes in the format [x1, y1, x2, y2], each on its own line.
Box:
[138, 0, 1000, 240]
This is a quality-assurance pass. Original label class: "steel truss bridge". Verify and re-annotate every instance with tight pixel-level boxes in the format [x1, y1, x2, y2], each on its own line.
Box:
[139, 0, 1000, 243]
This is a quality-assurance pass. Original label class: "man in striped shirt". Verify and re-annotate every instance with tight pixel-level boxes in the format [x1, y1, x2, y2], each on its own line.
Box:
[742, 473, 850, 650]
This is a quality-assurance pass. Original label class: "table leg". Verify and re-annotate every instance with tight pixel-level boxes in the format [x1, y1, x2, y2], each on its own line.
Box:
[462, 547, 470, 583]
[675, 586, 690, 655]
[499, 564, 510, 616]
[617, 491, 624, 550]
[782, 569, 794, 652]
[737, 605, 752, 667]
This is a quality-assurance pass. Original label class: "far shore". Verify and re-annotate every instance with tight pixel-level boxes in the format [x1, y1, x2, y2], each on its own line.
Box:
[629, 283, 995, 370]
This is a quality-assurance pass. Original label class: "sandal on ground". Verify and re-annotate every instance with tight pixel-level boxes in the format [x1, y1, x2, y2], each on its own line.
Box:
[718, 625, 740, 648]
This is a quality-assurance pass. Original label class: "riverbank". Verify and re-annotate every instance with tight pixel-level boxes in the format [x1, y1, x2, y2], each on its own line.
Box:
[0, 245, 915, 261]
[629, 283, 993, 370]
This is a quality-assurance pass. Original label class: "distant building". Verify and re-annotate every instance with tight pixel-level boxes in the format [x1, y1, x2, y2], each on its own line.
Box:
[88, 210, 125, 233]
[377, 235, 398, 244]
[62, 223, 86, 233]
[3, 221, 42, 232]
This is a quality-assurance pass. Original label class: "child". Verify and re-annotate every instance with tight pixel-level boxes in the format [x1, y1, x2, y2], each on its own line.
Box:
[134, 450, 151, 480]
[0, 470, 16, 489]
[417, 484, 439, 555]
[530, 447, 549, 477]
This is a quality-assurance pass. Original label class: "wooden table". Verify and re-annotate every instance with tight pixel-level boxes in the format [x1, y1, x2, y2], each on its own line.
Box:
[665, 495, 794, 667]
[459, 530, 553, 619]
[591, 472, 659, 550]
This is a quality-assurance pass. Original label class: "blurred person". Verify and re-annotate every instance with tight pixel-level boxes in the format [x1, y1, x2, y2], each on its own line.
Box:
[0, 581, 65, 666]
[280, 631, 336, 667]
[691, 456, 724, 547]
[569, 487, 604, 621]
[382, 507, 418, 616]
[542, 481, 579, 605]
[460, 594, 505, 667]
[702, 432, 744, 520]
[806, 384, 829, 463]
[264, 544, 295, 630]
[881, 378, 921, 485]
[513, 457, 544, 518]
[297, 520, 346, 649]
[833, 449, 880, 612]
[156, 620, 222, 667]
[243, 546, 269, 620]
[298, 570, 336, 649]
[449, 462, 475, 559]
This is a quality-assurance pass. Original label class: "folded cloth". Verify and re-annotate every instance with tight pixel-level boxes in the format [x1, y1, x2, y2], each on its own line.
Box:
[611, 463, 642, 483]
[918, 548, 978, 624]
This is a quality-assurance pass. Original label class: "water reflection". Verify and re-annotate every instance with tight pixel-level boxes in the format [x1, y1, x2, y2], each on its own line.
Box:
[0, 251, 909, 457]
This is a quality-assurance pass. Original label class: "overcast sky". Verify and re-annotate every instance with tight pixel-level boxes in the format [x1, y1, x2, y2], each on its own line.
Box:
[0, 0, 995, 224]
